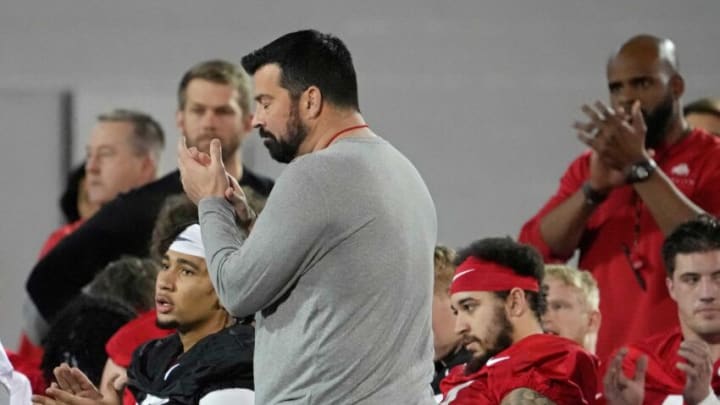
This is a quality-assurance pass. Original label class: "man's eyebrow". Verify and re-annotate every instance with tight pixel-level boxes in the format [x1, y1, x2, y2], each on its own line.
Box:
[457, 297, 476, 307]
[176, 258, 201, 270]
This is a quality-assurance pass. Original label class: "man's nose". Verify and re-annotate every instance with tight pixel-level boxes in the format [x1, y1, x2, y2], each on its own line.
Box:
[251, 107, 265, 128]
[85, 155, 100, 173]
[201, 110, 218, 128]
[699, 277, 718, 302]
[453, 313, 468, 335]
[156, 270, 176, 291]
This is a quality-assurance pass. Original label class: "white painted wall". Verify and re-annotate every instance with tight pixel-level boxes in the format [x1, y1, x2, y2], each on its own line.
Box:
[1, 0, 719, 347]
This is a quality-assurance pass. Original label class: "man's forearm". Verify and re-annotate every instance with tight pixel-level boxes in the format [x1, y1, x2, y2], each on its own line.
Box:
[634, 169, 704, 236]
[538, 189, 596, 257]
[199, 197, 299, 318]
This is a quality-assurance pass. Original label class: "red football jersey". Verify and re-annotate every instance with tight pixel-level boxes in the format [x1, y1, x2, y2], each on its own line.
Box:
[603, 328, 720, 405]
[440, 334, 599, 404]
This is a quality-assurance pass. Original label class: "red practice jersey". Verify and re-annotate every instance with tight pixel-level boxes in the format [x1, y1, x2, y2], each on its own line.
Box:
[440, 334, 599, 404]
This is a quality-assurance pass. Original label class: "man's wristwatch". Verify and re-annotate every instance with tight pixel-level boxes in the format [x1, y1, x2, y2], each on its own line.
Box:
[626, 158, 657, 184]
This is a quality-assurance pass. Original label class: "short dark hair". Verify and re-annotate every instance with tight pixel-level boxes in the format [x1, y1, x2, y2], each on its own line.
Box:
[41, 295, 135, 386]
[454, 237, 546, 321]
[150, 189, 269, 260]
[150, 194, 199, 261]
[241, 29, 360, 110]
[662, 215, 720, 277]
[85, 256, 159, 312]
[684, 98, 720, 119]
[59, 162, 86, 223]
[97, 108, 165, 162]
[177, 60, 252, 116]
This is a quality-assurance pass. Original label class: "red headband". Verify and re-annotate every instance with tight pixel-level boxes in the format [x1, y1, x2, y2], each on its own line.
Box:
[450, 256, 540, 294]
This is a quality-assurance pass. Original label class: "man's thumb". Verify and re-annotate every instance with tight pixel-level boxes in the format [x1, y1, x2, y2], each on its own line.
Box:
[103, 374, 124, 399]
[210, 138, 224, 166]
[631, 100, 647, 132]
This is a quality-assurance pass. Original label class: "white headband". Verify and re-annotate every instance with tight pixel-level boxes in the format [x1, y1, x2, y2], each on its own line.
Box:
[168, 224, 205, 259]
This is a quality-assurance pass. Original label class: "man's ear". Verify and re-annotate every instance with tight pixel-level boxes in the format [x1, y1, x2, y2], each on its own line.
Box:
[242, 113, 253, 133]
[238, 113, 253, 142]
[302, 86, 323, 119]
[666, 276, 677, 303]
[587, 310, 601, 333]
[176, 109, 185, 132]
[140, 154, 157, 179]
[670, 74, 685, 99]
[506, 288, 527, 318]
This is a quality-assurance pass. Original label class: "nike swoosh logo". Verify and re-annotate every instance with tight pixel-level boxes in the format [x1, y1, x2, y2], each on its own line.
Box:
[452, 268, 476, 282]
[164, 363, 181, 380]
[485, 356, 510, 366]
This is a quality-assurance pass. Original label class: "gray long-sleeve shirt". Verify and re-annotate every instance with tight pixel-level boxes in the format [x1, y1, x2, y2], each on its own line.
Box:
[199, 136, 437, 404]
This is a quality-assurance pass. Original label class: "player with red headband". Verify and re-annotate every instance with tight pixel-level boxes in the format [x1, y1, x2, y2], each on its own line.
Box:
[439, 237, 600, 404]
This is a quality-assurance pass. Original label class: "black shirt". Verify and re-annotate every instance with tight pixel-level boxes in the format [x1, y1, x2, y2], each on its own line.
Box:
[26, 168, 273, 321]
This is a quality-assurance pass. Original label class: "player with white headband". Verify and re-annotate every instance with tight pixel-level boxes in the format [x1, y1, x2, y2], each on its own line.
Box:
[34, 222, 256, 405]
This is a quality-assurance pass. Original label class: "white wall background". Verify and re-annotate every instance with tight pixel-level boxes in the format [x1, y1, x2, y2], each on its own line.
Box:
[1, 0, 719, 347]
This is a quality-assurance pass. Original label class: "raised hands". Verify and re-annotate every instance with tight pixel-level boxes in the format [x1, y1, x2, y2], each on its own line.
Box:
[31, 363, 122, 405]
[574, 100, 651, 191]
[226, 175, 256, 231]
[603, 348, 647, 405]
[677, 340, 713, 405]
[177, 137, 229, 205]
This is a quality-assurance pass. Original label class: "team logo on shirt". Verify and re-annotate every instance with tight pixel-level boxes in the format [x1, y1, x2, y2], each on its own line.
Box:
[163, 363, 181, 381]
[670, 163, 690, 176]
[485, 356, 510, 366]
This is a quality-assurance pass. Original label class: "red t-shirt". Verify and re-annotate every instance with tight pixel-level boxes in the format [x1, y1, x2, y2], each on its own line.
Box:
[439, 334, 599, 404]
[601, 328, 720, 405]
[519, 129, 720, 360]
[5, 349, 46, 396]
[105, 311, 172, 369]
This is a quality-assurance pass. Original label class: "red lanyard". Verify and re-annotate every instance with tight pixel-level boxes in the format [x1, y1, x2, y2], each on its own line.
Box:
[321, 124, 369, 150]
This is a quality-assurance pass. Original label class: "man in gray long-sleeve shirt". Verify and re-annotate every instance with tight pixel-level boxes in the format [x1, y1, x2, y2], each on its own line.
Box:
[178, 29, 437, 404]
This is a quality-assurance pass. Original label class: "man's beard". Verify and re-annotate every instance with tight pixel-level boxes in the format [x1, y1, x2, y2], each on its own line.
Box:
[156, 318, 179, 331]
[156, 318, 196, 334]
[642, 93, 674, 149]
[259, 101, 308, 164]
[464, 305, 514, 375]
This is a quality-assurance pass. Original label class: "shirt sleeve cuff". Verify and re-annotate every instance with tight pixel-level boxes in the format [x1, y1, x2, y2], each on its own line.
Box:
[697, 389, 720, 405]
[198, 196, 234, 218]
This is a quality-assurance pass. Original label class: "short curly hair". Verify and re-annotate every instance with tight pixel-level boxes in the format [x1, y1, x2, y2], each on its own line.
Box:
[433, 245, 457, 296]
[85, 256, 159, 312]
[41, 295, 135, 386]
[454, 237, 547, 321]
[662, 215, 720, 277]
[150, 190, 269, 260]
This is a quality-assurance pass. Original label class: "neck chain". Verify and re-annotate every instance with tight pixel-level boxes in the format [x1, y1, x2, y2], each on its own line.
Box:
[320, 124, 369, 150]
[622, 151, 671, 291]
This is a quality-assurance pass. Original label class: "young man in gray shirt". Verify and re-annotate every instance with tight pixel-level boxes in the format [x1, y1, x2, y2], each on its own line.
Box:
[178, 30, 437, 404]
